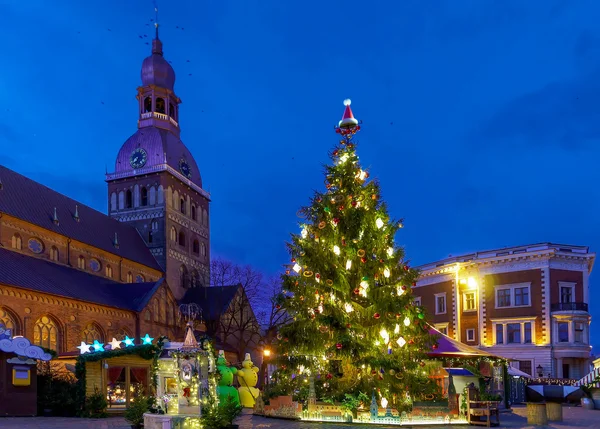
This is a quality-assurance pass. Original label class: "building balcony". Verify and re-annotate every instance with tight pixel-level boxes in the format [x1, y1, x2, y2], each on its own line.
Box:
[550, 302, 588, 312]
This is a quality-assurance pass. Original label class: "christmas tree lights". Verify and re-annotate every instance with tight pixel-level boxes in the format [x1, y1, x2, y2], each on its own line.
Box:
[274, 99, 439, 403]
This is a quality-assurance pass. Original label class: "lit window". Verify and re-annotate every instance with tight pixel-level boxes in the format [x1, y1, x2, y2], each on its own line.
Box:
[200, 242, 206, 257]
[464, 292, 476, 311]
[170, 227, 177, 242]
[50, 246, 59, 261]
[495, 283, 531, 308]
[34, 316, 59, 351]
[0, 307, 17, 334]
[106, 265, 113, 278]
[144, 310, 151, 322]
[78, 255, 86, 269]
[466, 329, 475, 342]
[82, 323, 103, 344]
[11, 234, 22, 250]
[127, 272, 133, 283]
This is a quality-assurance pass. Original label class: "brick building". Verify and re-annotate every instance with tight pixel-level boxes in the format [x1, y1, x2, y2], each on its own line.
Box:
[415, 243, 594, 380]
[0, 29, 213, 356]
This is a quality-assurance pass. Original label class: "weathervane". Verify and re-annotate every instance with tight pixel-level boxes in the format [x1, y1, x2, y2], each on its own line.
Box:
[153, 0, 159, 36]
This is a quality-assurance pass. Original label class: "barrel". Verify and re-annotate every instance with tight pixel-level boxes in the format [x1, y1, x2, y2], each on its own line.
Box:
[526, 402, 547, 426]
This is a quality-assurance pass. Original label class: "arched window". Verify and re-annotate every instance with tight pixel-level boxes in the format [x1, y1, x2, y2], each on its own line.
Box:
[191, 205, 196, 221]
[200, 242, 207, 257]
[148, 231, 153, 243]
[118, 327, 132, 339]
[33, 315, 59, 351]
[110, 192, 117, 212]
[118, 191, 125, 210]
[105, 264, 113, 278]
[180, 198, 186, 214]
[203, 209, 208, 227]
[11, 234, 22, 250]
[169, 102, 176, 120]
[190, 269, 199, 288]
[141, 187, 148, 206]
[144, 310, 151, 322]
[82, 323, 103, 344]
[126, 190, 133, 208]
[170, 227, 177, 242]
[156, 97, 165, 114]
[172, 190, 179, 210]
[167, 302, 175, 326]
[153, 299, 160, 322]
[179, 265, 189, 289]
[50, 246, 59, 261]
[0, 306, 19, 335]
[160, 293, 167, 323]
[78, 255, 86, 269]
[178, 231, 186, 247]
[127, 272, 133, 283]
[144, 96, 152, 113]
[192, 239, 200, 254]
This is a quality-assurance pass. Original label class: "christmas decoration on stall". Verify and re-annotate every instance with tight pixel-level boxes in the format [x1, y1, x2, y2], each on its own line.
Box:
[274, 99, 439, 403]
[237, 353, 260, 407]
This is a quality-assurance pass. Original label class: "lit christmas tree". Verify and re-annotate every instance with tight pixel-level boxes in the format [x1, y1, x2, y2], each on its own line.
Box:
[273, 100, 439, 405]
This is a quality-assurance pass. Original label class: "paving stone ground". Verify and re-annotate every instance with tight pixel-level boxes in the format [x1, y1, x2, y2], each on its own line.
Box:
[0, 405, 598, 428]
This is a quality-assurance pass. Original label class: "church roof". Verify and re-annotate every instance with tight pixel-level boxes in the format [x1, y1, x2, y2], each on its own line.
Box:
[180, 285, 241, 321]
[0, 247, 164, 312]
[0, 165, 161, 270]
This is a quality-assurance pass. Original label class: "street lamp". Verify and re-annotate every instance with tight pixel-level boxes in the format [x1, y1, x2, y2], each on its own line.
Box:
[537, 365, 543, 377]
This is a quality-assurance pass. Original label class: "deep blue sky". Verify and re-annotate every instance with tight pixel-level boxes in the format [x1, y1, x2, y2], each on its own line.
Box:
[2, 1, 600, 350]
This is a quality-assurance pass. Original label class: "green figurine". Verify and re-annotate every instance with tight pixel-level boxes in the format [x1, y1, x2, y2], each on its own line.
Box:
[216, 350, 240, 406]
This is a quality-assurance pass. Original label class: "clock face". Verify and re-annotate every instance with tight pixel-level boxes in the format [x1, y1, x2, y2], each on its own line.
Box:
[179, 159, 192, 178]
[130, 148, 147, 169]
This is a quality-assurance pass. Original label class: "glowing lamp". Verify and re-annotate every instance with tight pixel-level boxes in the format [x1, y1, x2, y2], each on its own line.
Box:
[403, 316, 411, 327]
[381, 397, 388, 409]
[376, 218, 384, 229]
[397, 286, 405, 296]
[263, 349, 271, 357]
[467, 277, 478, 290]
[293, 263, 301, 273]
[333, 245, 341, 255]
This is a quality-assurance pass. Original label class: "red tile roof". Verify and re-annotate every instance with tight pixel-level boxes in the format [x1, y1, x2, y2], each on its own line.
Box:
[0, 165, 161, 270]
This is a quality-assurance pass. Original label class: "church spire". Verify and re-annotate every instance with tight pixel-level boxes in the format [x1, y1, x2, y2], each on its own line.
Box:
[152, 2, 162, 55]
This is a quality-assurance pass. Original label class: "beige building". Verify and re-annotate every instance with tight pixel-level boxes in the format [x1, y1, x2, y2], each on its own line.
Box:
[415, 243, 594, 380]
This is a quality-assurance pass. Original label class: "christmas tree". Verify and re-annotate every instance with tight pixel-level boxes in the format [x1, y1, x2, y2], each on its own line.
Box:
[273, 100, 439, 405]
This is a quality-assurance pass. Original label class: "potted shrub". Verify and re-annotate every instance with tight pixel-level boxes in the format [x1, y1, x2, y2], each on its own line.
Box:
[125, 390, 152, 429]
[84, 387, 108, 418]
[201, 395, 243, 429]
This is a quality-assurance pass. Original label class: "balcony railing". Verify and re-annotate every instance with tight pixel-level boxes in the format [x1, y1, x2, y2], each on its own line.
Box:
[550, 302, 588, 312]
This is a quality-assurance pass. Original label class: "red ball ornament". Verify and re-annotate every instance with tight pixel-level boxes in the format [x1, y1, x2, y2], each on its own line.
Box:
[361, 257, 367, 263]
[346, 323, 352, 328]
[336, 343, 342, 350]
[333, 149, 339, 156]
[315, 273, 321, 280]
[379, 259, 384, 263]
[351, 201, 357, 207]
[401, 285, 407, 291]
[342, 238, 346, 246]
[403, 265, 409, 271]
[333, 218, 340, 225]
[372, 194, 378, 200]
[275, 304, 281, 309]
[353, 288, 360, 295]
[408, 339, 415, 345]
[338, 205, 344, 210]
[419, 361, 426, 367]
[374, 313, 381, 319]
[326, 373, 333, 379]
[291, 258, 296, 263]
[432, 344, 438, 349]
[286, 270, 290, 275]
[412, 282, 417, 286]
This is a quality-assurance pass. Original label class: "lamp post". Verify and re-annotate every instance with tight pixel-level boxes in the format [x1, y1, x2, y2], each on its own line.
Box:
[537, 365, 543, 378]
[262, 348, 271, 387]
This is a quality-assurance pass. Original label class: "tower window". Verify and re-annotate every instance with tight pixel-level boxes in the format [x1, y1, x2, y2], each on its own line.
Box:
[156, 98, 165, 114]
[179, 265, 189, 289]
[141, 187, 148, 206]
[193, 239, 199, 254]
[169, 102, 176, 120]
[178, 231, 186, 247]
[11, 234, 22, 250]
[180, 198, 186, 214]
[126, 190, 133, 208]
[144, 96, 152, 113]
[191, 205, 196, 221]
[170, 227, 177, 242]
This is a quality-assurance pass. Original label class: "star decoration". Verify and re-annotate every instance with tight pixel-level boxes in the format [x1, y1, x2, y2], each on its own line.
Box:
[123, 336, 135, 347]
[109, 338, 122, 350]
[92, 340, 104, 352]
[141, 334, 154, 345]
[77, 341, 91, 354]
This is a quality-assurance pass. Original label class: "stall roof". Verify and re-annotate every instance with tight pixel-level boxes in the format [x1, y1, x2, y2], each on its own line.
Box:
[427, 328, 502, 359]
[445, 368, 475, 377]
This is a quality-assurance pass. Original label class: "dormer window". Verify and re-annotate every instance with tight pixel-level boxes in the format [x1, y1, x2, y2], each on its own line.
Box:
[156, 98, 165, 114]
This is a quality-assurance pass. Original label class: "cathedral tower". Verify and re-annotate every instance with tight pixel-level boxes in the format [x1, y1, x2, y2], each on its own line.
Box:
[106, 24, 210, 299]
